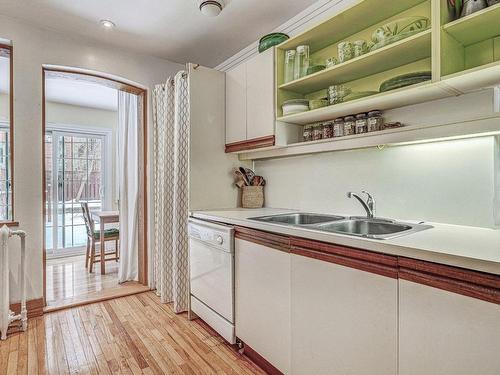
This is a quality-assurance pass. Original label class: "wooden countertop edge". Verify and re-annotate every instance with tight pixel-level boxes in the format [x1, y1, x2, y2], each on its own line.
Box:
[234, 226, 500, 305]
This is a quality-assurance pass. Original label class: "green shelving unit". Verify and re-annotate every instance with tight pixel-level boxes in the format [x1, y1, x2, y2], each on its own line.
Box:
[241, 0, 500, 160]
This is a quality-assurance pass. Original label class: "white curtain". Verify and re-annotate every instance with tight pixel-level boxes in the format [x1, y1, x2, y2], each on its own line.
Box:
[117, 91, 140, 283]
[151, 71, 190, 313]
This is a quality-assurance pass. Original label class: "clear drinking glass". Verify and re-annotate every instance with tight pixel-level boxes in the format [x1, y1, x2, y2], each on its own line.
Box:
[294, 45, 310, 80]
[284, 50, 296, 83]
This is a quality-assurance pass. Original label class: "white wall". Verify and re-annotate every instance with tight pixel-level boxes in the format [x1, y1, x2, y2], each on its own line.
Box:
[256, 136, 496, 228]
[1, 14, 184, 303]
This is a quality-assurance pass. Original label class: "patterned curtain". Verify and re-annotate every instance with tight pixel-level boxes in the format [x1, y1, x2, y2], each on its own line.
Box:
[151, 71, 190, 313]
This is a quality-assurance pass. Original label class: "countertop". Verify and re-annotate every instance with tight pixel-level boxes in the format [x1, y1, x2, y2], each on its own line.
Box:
[190, 208, 500, 275]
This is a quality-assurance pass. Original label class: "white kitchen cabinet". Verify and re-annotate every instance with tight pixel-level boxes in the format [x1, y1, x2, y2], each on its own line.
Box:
[399, 279, 500, 375]
[225, 49, 275, 149]
[246, 48, 275, 140]
[235, 238, 291, 374]
[225, 62, 247, 144]
[291, 254, 398, 375]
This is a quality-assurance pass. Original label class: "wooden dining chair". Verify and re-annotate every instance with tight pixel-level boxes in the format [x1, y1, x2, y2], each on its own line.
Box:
[81, 202, 120, 273]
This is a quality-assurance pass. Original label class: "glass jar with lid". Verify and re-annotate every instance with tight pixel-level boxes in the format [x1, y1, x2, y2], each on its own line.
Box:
[343, 116, 356, 136]
[333, 118, 344, 137]
[322, 122, 334, 139]
[303, 124, 313, 142]
[312, 123, 323, 141]
[355, 113, 368, 134]
[367, 110, 384, 132]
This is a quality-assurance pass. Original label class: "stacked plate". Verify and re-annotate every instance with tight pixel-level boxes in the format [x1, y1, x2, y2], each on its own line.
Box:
[282, 99, 310, 115]
[380, 71, 432, 92]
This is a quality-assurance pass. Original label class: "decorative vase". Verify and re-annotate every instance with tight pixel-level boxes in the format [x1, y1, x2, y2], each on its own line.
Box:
[460, 0, 488, 18]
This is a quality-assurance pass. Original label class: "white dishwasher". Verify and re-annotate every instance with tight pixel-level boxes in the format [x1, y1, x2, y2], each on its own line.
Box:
[188, 218, 235, 344]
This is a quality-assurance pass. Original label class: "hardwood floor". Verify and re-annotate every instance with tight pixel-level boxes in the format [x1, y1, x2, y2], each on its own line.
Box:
[1, 292, 265, 374]
[46, 255, 149, 310]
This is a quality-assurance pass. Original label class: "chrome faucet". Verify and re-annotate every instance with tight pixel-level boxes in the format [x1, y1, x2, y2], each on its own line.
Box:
[347, 191, 376, 219]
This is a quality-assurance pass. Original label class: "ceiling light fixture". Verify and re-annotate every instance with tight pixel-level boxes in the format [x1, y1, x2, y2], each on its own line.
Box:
[199, 0, 224, 17]
[100, 19, 116, 29]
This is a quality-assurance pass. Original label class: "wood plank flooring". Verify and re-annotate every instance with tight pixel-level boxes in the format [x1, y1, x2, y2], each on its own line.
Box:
[1, 292, 265, 375]
[46, 255, 149, 310]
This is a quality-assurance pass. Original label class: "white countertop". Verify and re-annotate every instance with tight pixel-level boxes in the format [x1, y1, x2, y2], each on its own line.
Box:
[190, 208, 500, 275]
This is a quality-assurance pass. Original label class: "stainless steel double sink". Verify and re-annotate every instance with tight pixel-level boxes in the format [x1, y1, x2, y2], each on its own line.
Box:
[249, 213, 432, 240]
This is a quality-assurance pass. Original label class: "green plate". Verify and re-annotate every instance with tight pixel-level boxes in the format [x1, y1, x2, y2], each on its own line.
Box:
[380, 71, 431, 92]
[258, 33, 290, 53]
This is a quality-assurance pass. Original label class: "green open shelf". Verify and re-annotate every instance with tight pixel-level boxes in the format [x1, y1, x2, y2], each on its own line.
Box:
[443, 3, 500, 46]
[279, 30, 431, 94]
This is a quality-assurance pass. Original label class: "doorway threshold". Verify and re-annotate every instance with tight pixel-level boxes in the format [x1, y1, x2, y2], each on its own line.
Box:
[44, 281, 150, 313]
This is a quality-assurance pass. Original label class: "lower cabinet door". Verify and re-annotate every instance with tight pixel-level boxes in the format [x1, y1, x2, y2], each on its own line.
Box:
[399, 280, 500, 375]
[291, 254, 398, 375]
[235, 238, 291, 374]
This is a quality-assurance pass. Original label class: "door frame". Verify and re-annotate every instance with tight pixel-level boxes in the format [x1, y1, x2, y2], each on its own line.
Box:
[42, 67, 149, 306]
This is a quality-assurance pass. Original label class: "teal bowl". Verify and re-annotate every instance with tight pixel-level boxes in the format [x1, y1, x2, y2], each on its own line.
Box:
[258, 33, 290, 53]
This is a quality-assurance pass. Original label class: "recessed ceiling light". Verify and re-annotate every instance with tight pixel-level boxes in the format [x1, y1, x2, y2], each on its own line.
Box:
[199, 1, 224, 17]
[100, 19, 116, 29]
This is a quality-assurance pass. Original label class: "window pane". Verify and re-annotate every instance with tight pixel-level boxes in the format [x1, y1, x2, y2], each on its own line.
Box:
[0, 47, 12, 221]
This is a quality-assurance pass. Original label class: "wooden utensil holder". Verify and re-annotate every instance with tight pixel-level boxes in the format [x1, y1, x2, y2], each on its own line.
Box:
[241, 186, 264, 208]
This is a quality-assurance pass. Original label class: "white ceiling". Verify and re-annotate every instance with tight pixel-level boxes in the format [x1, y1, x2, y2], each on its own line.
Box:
[0, 0, 318, 67]
[45, 78, 118, 111]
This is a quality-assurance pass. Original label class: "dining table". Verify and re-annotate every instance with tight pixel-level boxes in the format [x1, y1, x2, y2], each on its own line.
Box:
[91, 210, 119, 274]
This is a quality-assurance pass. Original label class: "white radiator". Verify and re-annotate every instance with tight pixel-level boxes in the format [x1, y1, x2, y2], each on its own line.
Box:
[0, 225, 27, 340]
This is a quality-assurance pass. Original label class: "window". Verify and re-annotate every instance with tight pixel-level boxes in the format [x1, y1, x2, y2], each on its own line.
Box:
[0, 44, 12, 221]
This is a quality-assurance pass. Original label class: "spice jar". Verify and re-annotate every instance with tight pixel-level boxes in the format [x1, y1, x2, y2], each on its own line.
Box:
[333, 118, 344, 137]
[312, 124, 323, 141]
[322, 122, 334, 139]
[367, 110, 384, 132]
[343, 116, 356, 136]
[355, 113, 368, 134]
[303, 124, 313, 142]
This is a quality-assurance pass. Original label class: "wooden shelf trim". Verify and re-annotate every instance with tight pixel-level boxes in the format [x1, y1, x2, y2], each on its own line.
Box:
[235, 226, 500, 304]
[291, 237, 399, 279]
[399, 257, 500, 305]
[225, 135, 275, 153]
[235, 226, 290, 253]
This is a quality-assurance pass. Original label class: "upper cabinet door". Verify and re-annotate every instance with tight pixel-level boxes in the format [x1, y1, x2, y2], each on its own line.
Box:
[225, 63, 247, 145]
[246, 48, 275, 140]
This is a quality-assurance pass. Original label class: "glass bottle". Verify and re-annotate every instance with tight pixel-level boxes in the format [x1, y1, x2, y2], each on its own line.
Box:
[284, 50, 296, 83]
[367, 110, 384, 132]
[303, 124, 313, 142]
[343, 116, 356, 136]
[312, 123, 323, 141]
[322, 122, 334, 139]
[294, 45, 310, 80]
[355, 113, 368, 134]
[333, 118, 344, 137]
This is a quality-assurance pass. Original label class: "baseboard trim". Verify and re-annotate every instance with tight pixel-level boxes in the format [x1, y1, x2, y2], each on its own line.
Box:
[9, 297, 44, 318]
[241, 341, 284, 375]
